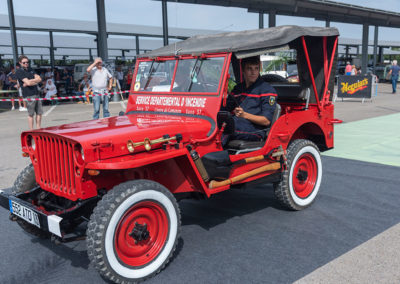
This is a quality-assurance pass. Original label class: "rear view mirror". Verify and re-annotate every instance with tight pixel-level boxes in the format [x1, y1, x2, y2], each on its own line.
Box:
[217, 111, 235, 134]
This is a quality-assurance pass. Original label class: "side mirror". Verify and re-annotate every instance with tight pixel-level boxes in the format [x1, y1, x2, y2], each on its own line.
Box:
[217, 111, 235, 135]
[119, 111, 125, 116]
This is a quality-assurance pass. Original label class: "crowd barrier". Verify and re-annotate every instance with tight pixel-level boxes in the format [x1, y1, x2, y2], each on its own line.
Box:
[0, 91, 130, 102]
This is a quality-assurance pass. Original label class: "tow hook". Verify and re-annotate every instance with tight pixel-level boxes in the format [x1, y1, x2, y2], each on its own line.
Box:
[51, 235, 62, 245]
[9, 214, 17, 221]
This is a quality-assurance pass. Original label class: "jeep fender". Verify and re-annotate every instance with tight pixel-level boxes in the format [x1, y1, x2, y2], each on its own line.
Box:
[85, 149, 209, 196]
[267, 110, 333, 151]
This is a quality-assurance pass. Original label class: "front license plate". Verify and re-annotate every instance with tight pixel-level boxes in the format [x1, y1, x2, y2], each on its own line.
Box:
[9, 200, 40, 228]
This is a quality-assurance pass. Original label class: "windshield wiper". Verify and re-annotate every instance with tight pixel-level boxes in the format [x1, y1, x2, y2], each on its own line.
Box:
[143, 60, 156, 90]
[187, 58, 203, 92]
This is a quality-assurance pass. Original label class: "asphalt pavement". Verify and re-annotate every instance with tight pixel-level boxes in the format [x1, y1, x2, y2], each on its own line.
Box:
[0, 83, 399, 284]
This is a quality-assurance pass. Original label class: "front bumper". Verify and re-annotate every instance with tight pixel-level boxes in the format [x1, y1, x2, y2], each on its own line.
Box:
[0, 189, 63, 237]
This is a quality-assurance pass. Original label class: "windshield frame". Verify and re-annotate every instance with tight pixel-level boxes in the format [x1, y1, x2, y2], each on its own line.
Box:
[131, 53, 229, 96]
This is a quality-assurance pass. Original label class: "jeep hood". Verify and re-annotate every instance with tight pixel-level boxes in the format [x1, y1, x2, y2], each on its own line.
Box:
[27, 113, 215, 161]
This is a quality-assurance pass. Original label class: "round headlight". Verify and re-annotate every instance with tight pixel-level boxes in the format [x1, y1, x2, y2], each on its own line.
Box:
[74, 144, 85, 165]
[27, 135, 35, 151]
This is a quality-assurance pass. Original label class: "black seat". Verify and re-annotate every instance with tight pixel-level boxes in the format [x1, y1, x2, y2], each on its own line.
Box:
[227, 103, 281, 153]
[272, 84, 310, 107]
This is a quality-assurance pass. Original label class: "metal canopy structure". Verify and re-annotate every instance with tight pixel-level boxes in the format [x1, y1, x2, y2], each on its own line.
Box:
[0, 14, 217, 40]
[158, 0, 400, 74]
[0, 5, 223, 67]
[1, 31, 399, 62]
[159, 0, 400, 28]
[0, 32, 168, 60]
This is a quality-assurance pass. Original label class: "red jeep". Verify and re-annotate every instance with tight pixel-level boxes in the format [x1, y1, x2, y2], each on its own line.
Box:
[0, 26, 340, 283]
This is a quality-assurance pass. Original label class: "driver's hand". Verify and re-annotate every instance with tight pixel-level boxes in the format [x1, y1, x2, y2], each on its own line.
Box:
[234, 107, 245, 118]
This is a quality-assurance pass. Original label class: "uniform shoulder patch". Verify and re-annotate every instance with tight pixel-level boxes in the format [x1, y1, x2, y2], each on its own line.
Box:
[269, 96, 276, 106]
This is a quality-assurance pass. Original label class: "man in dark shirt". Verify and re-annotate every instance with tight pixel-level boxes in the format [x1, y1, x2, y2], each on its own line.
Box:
[388, 59, 400, 94]
[223, 56, 277, 142]
[16, 55, 43, 129]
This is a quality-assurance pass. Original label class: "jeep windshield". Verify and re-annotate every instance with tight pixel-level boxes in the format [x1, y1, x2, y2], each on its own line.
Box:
[133, 56, 226, 94]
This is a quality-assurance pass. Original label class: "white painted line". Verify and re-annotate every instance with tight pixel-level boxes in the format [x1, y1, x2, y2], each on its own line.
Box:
[43, 105, 57, 117]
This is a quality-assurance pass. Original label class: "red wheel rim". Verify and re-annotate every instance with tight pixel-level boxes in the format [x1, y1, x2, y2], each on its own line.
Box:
[292, 153, 317, 198]
[114, 201, 169, 267]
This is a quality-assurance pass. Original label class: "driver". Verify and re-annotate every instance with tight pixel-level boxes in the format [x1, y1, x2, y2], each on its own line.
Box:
[223, 56, 277, 142]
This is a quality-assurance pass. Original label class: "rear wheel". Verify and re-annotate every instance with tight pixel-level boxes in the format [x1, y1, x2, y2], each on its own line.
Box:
[12, 164, 50, 238]
[274, 139, 322, 210]
[87, 180, 180, 284]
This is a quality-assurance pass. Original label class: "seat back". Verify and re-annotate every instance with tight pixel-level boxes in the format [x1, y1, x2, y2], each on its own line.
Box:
[270, 103, 281, 126]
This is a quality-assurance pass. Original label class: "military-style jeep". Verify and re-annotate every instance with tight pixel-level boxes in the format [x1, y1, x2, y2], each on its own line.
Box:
[0, 26, 340, 283]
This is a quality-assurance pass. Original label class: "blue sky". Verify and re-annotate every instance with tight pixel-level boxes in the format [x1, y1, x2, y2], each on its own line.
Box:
[0, 0, 399, 40]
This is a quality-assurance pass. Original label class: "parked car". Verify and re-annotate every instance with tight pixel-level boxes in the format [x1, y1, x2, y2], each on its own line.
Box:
[0, 25, 341, 283]
[73, 63, 89, 83]
[382, 64, 400, 82]
[286, 61, 299, 82]
[260, 54, 288, 77]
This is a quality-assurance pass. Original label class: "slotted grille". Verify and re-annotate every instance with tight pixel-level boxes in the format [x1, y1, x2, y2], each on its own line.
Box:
[34, 135, 77, 197]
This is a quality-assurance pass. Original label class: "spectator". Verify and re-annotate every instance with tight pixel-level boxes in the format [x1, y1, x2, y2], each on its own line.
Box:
[0, 70, 5, 90]
[39, 71, 46, 82]
[125, 69, 133, 90]
[54, 69, 60, 82]
[78, 73, 91, 104]
[86, 57, 112, 119]
[8, 66, 27, 111]
[351, 65, 356, 75]
[3, 69, 11, 90]
[388, 60, 400, 94]
[45, 68, 54, 80]
[16, 55, 43, 129]
[115, 66, 124, 90]
[44, 79, 57, 103]
[345, 61, 352, 75]
[61, 69, 73, 94]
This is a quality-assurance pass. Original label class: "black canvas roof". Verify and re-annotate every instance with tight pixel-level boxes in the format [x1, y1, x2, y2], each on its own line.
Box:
[139, 25, 339, 58]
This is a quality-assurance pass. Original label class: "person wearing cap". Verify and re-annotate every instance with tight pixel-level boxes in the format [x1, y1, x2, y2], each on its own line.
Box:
[345, 61, 352, 75]
[87, 57, 112, 119]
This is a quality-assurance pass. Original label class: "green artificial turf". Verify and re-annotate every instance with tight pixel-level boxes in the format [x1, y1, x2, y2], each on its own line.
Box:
[323, 112, 400, 167]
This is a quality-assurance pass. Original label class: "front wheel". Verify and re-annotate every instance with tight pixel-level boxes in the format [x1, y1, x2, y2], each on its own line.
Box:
[12, 164, 50, 238]
[86, 180, 181, 284]
[274, 139, 322, 210]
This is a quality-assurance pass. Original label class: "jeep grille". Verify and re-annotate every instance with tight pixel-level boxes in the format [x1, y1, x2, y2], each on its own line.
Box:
[34, 135, 79, 198]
